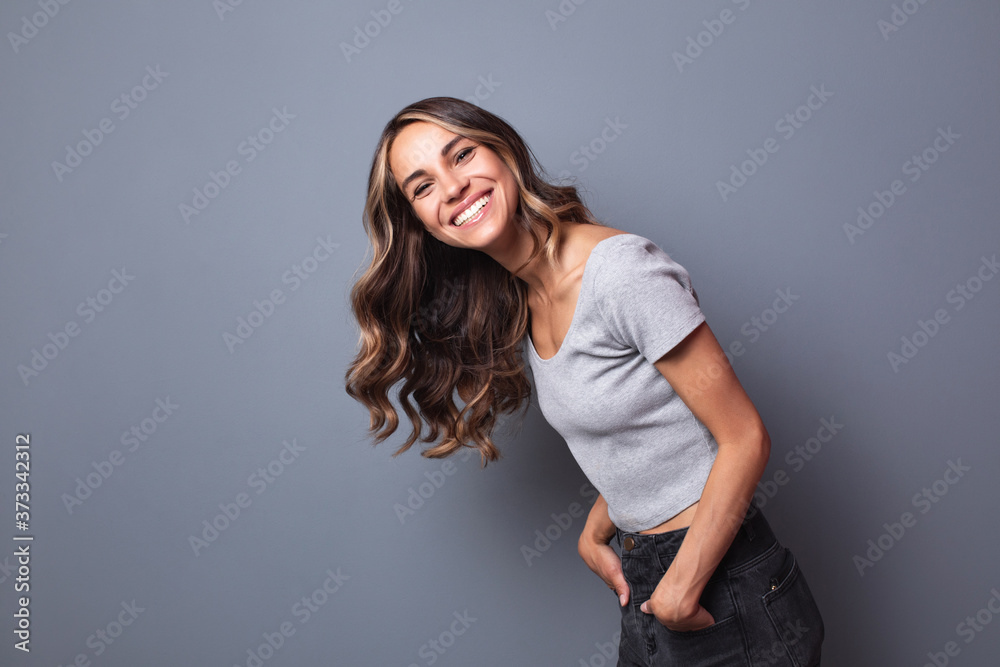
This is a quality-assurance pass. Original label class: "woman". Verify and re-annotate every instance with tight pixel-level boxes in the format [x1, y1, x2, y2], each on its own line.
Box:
[345, 97, 825, 666]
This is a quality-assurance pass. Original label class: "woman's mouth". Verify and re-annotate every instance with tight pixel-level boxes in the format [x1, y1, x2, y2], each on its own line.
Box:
[452, 192, 492, 227]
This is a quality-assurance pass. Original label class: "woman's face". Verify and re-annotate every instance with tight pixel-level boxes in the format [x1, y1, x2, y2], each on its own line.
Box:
[388, 121, 519, 250]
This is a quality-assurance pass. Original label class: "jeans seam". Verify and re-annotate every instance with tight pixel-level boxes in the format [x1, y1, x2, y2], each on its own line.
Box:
[731, 577, 754, 667]
[620, 553, 651, 665]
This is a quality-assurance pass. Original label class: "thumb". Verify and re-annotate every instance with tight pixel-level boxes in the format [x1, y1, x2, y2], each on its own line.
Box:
[614, 577, 630, 607]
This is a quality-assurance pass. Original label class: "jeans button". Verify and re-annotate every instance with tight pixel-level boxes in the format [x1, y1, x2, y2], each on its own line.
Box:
[623, 536, 635, 551]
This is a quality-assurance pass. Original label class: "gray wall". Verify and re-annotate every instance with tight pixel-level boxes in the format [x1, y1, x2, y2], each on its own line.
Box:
[2, 1, 999, 665]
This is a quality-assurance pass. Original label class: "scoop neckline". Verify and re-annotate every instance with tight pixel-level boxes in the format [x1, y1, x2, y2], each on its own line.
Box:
[526, 232, 635, 363]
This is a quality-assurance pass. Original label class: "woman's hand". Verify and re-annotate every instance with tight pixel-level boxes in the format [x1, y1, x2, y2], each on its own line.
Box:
[640, 579, 715, 632]
[577, 538, 630, 607]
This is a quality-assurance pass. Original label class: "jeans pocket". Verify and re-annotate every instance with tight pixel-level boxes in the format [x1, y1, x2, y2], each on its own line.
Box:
[648, 576, 750, 666]
[762, 548, 825, 667]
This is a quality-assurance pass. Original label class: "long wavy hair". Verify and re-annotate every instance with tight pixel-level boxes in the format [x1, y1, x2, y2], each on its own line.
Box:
[344, 97, 604, 467]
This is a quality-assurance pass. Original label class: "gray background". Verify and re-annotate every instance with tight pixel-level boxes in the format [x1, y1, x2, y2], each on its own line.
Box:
[2, 0, 999, 665]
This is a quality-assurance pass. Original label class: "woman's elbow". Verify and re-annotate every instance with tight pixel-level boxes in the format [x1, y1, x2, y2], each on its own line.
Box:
[719, 422, 770, 466]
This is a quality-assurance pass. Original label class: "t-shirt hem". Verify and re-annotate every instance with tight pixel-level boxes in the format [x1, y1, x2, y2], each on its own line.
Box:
[611, 492, 706, 533]
[643, 310, 706, 365]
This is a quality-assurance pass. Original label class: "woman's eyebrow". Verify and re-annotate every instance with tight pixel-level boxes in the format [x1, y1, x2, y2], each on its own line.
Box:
[400, 136, 464, 191]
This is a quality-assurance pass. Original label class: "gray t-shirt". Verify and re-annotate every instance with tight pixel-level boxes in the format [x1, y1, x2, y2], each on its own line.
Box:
[523, 233, 717, 532]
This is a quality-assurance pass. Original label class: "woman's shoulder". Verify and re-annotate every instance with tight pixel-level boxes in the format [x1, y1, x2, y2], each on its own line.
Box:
[586, 230, 693, 292]
[563, 224, 681, 280]
[567, 224, 641, 258]
[584, 228, 665, 264]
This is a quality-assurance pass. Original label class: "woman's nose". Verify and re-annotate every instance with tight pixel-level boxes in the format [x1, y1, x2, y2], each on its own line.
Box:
[439, 171, 468, 202]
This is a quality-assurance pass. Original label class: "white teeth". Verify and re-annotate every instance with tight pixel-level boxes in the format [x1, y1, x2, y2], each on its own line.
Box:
[453, 194, 490, 226]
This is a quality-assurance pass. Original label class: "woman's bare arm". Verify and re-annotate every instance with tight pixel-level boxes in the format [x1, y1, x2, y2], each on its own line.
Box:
[578, 494, 631, 606]
[642, 320, 771, 631]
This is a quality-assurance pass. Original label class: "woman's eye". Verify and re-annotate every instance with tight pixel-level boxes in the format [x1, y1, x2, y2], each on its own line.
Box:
[410, 147, 474, 199]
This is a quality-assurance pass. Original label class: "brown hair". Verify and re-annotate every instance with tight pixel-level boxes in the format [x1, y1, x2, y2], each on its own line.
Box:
[344, 97, 604, 467]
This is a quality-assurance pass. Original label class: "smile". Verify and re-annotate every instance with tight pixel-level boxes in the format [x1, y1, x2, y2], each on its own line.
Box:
[452, 192, 492, 227]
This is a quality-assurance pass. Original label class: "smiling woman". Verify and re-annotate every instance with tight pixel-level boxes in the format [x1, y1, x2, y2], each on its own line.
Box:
[344, 97, 825, 666]
[345, 97, 603, 464]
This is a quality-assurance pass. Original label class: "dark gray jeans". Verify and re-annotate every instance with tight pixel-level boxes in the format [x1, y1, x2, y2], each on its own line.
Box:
[614, 502, 824, 666]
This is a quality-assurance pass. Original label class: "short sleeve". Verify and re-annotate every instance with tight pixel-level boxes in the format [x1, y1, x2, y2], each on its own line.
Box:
[594, 238, 706, 364]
